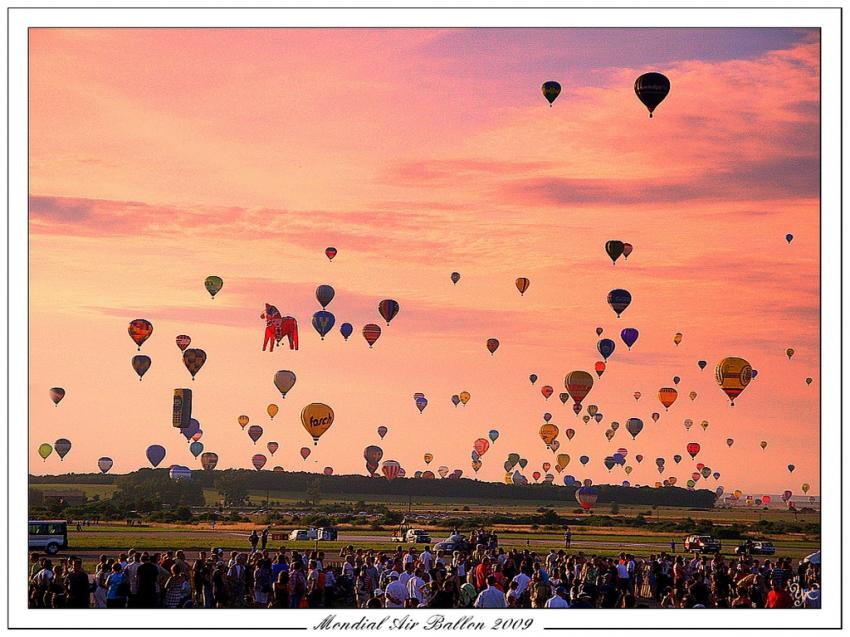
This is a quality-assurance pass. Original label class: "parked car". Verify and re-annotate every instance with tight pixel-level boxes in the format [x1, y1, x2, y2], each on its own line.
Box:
[683, 534, 722, 553]
[29, 520, 68, 555]
[734, 540, 775, 555]
[288, 529, 310, 541]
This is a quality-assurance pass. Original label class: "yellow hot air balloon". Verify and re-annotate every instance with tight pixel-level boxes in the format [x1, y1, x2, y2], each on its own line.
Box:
[556, 453, 570, 469]
[238, 415, 249, 429]
[423, 453, 434, 465]
[301, 403, 334, 445]
[624, 466, 633, 475]
[515, 277, 530, 296]
[700, 420, 709, 431]
[715, 357, 752, 406]
[539, 424, 559, 448]
[267, 404, 279, 420]
[37, 443, 53, 460]
[734, 489, 743, 499]
[503, 472, 513, 484]
[459, 391, 471, 405]
[801, 483, 810, 493]
[658, 387, 678, 410]
[673, 332, 683, 346]
[587, 405, 599, 417]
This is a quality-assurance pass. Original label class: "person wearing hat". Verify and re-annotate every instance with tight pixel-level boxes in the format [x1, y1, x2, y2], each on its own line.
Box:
[384, 571, 407, 609]
[545, 585, 570, 608]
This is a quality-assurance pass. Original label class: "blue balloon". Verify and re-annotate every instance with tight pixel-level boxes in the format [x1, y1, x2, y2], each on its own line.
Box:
[622, 480, 630, 487]
[180, 418, 200, 442]
[613, 453, 625, 465]
[620, 328, 639, 350]
[597, 338, 616, 360]
[146, 444, 166, 468]
[189, 441, 203, 458]
[312, 310, 336, 339]
[786, 233, 794, 244]
[607, 288, 632, 317]
[543, 412, 552, 423]
[488, 429, 499, 442]
[316, 284, 335, 309]
[471, 450, 480, 461]
[563, 475, 576, 486]
[340, 323, 353, 341]
[579, 455, 590, 466]
[169, 465, 192, 481]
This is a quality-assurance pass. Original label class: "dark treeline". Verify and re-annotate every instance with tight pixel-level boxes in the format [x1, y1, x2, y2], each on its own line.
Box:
[30, 469, 717, 508]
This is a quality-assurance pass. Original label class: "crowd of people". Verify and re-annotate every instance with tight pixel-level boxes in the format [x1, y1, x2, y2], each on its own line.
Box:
[28, 536, 821, 609]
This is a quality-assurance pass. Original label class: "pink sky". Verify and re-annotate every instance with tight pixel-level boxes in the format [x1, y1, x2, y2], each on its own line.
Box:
[28, 28, 819, 496]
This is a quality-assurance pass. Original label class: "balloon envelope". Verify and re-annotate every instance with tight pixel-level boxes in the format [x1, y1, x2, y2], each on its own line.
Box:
[378, 299, 400, 325]
[312, 311, 336, 339]
[49, 387, 65, 405]
[340, 323, 353, 341]
[131, 355, 151, 380]
[146, 444, 166, 467]
[54, 438, 71, 460]
[541, 80, 561, 105]
[634, 72, 670, 117]
[128, 319, 153, 350]
[715, 357, 752, 405]
[363, 324, 382, 347]
[274, 370, 297, 398]
[182, 349, 207, 380]
[316, 284, 335, 309]
[301, 403, 334, 444]
[606, 289, 632, 317]
[204, 275, 223, 298]
[201, 452, 218, 471]
[620, 328, 639, 349]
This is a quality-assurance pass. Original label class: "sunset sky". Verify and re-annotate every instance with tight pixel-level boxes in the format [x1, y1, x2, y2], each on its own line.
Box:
[28, 28, 820, 496]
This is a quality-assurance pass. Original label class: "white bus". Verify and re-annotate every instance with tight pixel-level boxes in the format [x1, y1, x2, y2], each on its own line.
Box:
[28, 520, 68, 555]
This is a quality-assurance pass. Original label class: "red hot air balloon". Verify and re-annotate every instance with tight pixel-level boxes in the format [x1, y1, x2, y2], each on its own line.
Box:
[575, 486, 598, 512]
[382, 460, 401, 481]
[686, 442, 701, 459]
[300, 447, 311, 460]
[176, 335, 191, 351]
[486, 338, 500, 355]
[594, 361, 606, 378]
[325, 247, 337, 261]
[128, 319, 153, 350]
[565, 371, 593, 407]
[541, 385, 554, 400]
[251, 454, 267, 470]
[362, 324, 382, 348]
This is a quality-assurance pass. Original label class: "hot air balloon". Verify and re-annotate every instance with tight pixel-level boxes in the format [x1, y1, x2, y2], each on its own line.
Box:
[204, 275, 223, 299]
[182, 349, 206, 380]
[575, 486, 598, 511]
[450, 272, 460, 285]
[697, 360, 707, 370]
[486, 338, 500, 355]
[459, 391, 471, 406]
[688, 391, 697, 401]
[529, 374, 538, 385]
[377, 426, 388, 439]
[247, 425, 263, 444]
[189, 442, 203, 458]
[364, 445, 383, 473]
[176, 335, 191, 352]
[626, 418, 644, 439]
[299, 447, 311, 461]
[378, 299, 400, 325]
[415, 396, 428, 413]
[301, 403, 334, 445]
[340, 323, 353, 341]
[169, 465, 191, 481]
[565, 371, 593, 407]
[362, 324, 382, 348]
[805, 377, 813, 385]
[556, 453, 570, 469]
[312, 311, 336, 340]
[251, 454, 267, 471]
[597, 339, 615, 361]
[657, 387, 678, 410]
[633, 391, 641, 401]
[49, 387, 65, 406]
[128, 319, 153, 350]
[532, 471, 541, 482]
[673, 333, 683, 347]
[131, 355, 151, 381]
[316, 285, 335, 309]
[786, 348, 795, 360]
[539, 424, 559, 449]
[605, 240, 625, 264]
[592, 361, 606, 379]
[238, 415, 249, 430]
[541, 385, 554, 400]
[683, 418, 693, 430]
[579, 455, 589, 466]
[438, 465, 450, 479]
[635, 454, 644, 464]
[542, 81, 561, 106]
[788, 464, 796, 473]
[760, 441, 768, 450]
[701, 467, 711, 479]
[451, 395, 460, 407]
[715, 357, 752, 406]
[762, 495, 771, 506]
[802, 483, 810, 494]
[634, 72, 670, 117]
[607, 289, 632, 318]
[325, 246, 337, 260]
[620, 328, 639, 350]
[565, 428, 575, 441]
[488, 430, 499, 443]
[146, 444, 166, 468]
[686, 443, 700, 459]
[54, 438, 71, 461]
[785, 233, 794, 245]
[515, 277, 530, 295]
[37, 443, 52, 460]
[622, 243, 633, 259]
[423, 452, 434, 465]
[267, 404, 279, 420]
[673, 454, 682, 464]
[180, 418, 200, 442]
[200, 452, 218, 471]
[267, 442, 279, 456]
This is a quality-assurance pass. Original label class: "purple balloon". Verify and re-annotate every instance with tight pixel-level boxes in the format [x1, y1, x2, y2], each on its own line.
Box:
[146, 444, 166, 468]
[620, 328, 639, 349]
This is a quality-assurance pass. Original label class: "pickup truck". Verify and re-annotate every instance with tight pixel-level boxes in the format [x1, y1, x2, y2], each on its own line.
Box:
[683, 534, 722, 554]
[392, 528, 431, 543]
